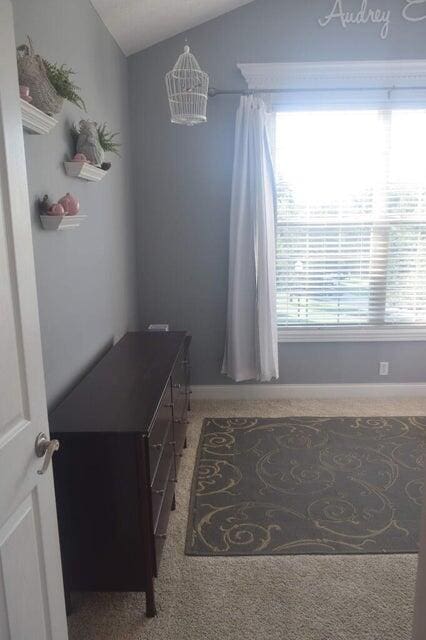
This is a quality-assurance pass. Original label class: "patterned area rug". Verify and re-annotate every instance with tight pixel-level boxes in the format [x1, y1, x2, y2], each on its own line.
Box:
[185, 417, 426, 556]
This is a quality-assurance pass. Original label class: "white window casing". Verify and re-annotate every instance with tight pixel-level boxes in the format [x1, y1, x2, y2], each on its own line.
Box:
[238, 60, 426, 342]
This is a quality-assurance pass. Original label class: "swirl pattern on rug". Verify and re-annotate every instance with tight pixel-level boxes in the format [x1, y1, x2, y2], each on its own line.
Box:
[185, 417, 426, 556]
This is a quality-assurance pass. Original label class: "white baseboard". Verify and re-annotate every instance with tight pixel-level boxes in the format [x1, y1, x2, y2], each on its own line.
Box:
[191, 383, 426, 400]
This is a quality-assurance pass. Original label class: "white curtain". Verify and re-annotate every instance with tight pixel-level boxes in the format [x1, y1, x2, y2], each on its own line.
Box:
[222, 95, 279, 382]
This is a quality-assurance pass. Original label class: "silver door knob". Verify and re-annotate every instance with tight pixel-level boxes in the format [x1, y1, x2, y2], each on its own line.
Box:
[35, 432, 60, 475]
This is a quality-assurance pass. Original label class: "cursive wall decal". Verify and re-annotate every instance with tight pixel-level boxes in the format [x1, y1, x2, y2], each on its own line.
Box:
[319, 0, 426, 38]
[403, 0, 426, 21]
[319, 0, 391, 39]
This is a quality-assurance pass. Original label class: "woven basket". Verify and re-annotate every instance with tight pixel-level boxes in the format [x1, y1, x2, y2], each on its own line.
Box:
[17, 39, 63, 115]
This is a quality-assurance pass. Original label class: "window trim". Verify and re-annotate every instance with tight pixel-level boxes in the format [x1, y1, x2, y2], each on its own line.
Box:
[278, 325, 426, 343]
[237, 59, 426, 110]
[240, 60, 426, 342]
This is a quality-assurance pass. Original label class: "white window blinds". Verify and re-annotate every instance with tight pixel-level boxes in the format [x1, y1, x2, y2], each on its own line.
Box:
[274, 109, 426, 329]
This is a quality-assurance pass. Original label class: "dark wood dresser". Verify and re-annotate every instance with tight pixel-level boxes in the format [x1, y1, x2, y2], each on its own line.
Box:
[49, 331, 191, 617]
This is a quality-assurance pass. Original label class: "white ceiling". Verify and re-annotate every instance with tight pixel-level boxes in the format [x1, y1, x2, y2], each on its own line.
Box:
[91, 0, 255, 56]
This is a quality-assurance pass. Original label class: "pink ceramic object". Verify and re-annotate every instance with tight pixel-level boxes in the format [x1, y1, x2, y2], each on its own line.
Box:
[19, 85, 33, 103]
[73, 153, 87, 162]
[48, 203, 65, 216]
[58, 192, 80, 216]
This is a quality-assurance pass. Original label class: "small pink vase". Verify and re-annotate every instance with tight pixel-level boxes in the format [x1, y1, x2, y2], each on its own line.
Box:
[48, 203, 65, 216]
[58, 192, 80, 216]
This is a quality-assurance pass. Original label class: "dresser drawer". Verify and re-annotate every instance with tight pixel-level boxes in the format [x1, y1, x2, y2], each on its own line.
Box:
[172, 385, 188, 424]
[173, 420, 187, 469]
[149, 418, 171, 485]
[171, 349, 189, 422]
[149, 388, 173, 483]
[151, 436, 175, 532]
[154, 474, 176, 574]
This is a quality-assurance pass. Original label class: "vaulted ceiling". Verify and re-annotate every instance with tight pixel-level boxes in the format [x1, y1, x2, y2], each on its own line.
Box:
[91, 0, 255, 56]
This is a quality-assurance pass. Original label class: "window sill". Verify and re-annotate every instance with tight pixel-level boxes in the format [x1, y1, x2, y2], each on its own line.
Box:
[278, 326, 426, 343]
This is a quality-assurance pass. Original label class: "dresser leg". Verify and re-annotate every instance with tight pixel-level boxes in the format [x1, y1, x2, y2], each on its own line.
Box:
[145, 582, 157, 617]
[171, 493, 176, 511]
[183, 436, 188, 449]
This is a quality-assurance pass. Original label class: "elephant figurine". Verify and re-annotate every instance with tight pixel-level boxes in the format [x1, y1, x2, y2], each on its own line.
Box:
[76, 119, 104, 167]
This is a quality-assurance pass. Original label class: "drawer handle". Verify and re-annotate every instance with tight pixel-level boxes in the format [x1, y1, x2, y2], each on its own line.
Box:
[176, 452, 183, 458]
[156, 533, 167, 540]
[165, 402, 174, 409]
[174, 418, 182, 424]
[172, 383, 181, 390]
[151, 443, 163, 450]
[181, 360, 189, 365]
[169, 440, 176, 446]
[153, 488, 165, 496]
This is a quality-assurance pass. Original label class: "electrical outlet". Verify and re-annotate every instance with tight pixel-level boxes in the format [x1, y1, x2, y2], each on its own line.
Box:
[379, 361, 389, 376]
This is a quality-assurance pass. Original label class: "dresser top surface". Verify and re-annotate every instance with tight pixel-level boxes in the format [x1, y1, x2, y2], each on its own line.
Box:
[49, 331, 188, 434]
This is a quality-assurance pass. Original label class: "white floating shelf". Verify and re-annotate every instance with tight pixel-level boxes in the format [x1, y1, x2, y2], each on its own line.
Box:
[64, 161, 107, 182]
[40, 214, 87, 231]
[21, 99, 58, 135]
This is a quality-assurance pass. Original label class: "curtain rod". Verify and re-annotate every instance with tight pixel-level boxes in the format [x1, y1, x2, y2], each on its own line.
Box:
[208, 85, 426, 97]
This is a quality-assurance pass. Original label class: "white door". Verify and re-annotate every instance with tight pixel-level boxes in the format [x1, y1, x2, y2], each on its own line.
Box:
[0, 1, 68, 638]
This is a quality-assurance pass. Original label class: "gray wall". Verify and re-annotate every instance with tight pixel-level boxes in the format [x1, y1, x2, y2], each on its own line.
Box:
[129, 0, 426, 385]
[13, 0, 138, 407]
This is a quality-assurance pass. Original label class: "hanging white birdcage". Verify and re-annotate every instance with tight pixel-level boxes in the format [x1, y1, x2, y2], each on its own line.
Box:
[165, 45, 209, 126]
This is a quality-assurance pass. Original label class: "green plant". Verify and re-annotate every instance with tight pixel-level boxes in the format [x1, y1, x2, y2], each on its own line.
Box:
[70, 121, 121, 157]
[43, 59, 86, 111]
[97, 122, 121, 156]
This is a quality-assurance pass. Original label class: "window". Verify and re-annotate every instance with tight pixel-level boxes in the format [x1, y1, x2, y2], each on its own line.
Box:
[274, 109, 426, 341]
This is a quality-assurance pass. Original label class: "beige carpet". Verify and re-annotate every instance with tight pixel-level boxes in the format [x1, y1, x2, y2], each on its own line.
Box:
[68, 398, 426, 640]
